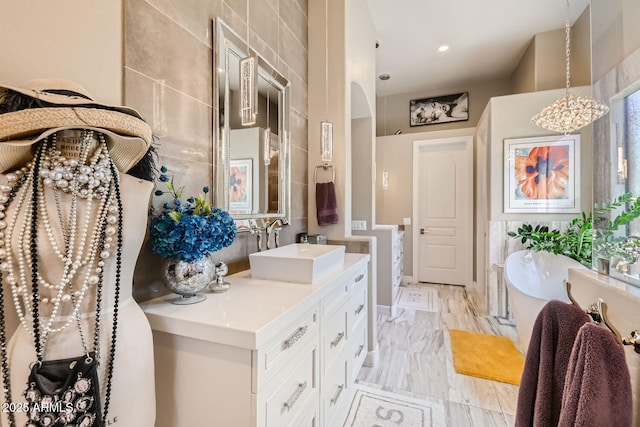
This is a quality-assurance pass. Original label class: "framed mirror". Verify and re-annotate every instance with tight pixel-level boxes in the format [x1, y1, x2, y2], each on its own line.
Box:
[213, 18, 291, 227]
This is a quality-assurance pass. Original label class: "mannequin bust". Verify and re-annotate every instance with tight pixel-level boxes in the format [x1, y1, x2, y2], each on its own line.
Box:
[0, 129, 155, 426]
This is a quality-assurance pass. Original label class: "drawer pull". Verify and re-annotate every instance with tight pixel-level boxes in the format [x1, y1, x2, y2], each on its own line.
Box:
[355, 304, 365, 316]
[355, 273, 365, 283]
[283, 381, 307, 411]
[356, 344, 365, 357]
[330, 384, 344, 405]
[330, 332, 345, 348]
[284, 326, 308, 349]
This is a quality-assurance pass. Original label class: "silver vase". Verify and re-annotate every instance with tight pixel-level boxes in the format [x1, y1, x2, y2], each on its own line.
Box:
[162, 256, 214, 304]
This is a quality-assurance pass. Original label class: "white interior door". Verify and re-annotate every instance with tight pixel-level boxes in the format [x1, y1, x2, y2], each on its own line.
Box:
[414, 137, 472, 286]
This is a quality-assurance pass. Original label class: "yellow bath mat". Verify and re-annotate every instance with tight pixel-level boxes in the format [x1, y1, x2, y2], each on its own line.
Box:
[449, 329, 524, 385]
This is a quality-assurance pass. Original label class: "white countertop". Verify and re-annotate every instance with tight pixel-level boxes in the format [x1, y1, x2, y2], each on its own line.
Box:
[570, 268, 640, 300]
[140, 253, 369, 350]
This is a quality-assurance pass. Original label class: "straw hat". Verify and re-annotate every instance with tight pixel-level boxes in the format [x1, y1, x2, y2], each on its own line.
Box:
[0, 79, 153, 173]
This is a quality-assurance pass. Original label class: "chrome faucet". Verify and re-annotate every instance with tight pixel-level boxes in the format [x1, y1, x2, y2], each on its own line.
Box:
[249, 219, 263, 252]
[266, 218, 289, 249]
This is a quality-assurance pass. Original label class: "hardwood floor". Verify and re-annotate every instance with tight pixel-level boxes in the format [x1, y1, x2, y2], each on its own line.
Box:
[356, 283, 520, 426]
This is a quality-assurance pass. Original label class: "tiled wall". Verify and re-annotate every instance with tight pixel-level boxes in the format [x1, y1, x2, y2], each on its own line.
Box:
[125, 0, 309, 301]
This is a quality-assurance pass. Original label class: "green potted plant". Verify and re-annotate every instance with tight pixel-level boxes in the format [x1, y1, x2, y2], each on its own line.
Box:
[591, 194, 640, 273]
[507, 193, 640, 269]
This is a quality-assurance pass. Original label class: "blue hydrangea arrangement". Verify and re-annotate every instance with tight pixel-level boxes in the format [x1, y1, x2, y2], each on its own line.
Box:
[149, 166, 237, 261]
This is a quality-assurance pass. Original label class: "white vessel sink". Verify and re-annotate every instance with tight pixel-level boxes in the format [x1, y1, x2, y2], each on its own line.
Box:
[249, 243, 346, 284]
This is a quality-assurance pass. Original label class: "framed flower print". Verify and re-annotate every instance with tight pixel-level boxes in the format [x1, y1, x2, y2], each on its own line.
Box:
[504, 135, 580, 213]
[229, 158, 253, 214]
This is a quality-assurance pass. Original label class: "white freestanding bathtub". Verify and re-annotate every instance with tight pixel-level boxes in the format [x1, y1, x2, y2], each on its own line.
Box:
[504, 250, 587, 353]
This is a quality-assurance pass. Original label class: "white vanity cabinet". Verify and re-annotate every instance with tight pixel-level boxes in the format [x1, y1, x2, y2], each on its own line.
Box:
[348, 270, 368, 381]
[319, 267, 368, 426]
[355, 225, 403, 314]
[140, 253, 369, 427]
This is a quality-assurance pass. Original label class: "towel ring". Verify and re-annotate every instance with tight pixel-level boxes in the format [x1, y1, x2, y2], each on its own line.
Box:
[314, 163, 335, 184]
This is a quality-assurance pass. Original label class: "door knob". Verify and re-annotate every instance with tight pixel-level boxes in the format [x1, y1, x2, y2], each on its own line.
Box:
[420, 228, 429, 234]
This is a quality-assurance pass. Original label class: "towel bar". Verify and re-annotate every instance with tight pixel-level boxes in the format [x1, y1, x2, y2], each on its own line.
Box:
[314, 163, 335, 183]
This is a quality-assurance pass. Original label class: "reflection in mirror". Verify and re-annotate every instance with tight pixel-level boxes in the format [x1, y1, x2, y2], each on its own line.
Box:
[214, 18, 290, 228]
[598, 82, 640, 287]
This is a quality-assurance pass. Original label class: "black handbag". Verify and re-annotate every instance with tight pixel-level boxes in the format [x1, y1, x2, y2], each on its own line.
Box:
[24, 352, 101, 427]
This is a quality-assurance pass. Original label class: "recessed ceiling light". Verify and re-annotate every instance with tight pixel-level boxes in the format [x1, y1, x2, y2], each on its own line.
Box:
[438, 45, 450, 53]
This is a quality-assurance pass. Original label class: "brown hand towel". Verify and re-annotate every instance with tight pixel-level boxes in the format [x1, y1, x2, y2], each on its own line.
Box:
[515, 300, 591, 427]
[316, 182, 339, 226]
[558, 323, 632, 427]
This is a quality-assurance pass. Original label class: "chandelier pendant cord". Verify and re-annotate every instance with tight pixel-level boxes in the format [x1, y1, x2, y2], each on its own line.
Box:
[564, 0, 571, 99]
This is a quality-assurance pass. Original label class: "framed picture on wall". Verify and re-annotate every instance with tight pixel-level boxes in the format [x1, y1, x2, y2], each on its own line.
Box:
[504, 135, 580, 213]
[409, 92, 469, 126]
[229, 158, 252, 214]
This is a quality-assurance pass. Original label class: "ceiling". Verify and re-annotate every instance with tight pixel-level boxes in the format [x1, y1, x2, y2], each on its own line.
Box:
[367, 0, 591, 97]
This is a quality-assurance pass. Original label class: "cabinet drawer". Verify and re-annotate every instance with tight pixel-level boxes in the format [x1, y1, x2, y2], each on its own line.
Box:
[322, 302, 348, 372]
[350, 323, 367, 382]
[350, 268, 367, 289]
[261, 343, 318, 427]
[257, 307, 319, 390]
[290, 398, 319, 427]
[348, 280, 367, 332]
[322, 358, 348, 426]
[322, 280, 349, 318]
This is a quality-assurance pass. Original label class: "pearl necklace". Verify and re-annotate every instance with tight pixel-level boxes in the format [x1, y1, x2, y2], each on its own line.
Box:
[0, 134, 119, 345]
[39, 131, 113, 199]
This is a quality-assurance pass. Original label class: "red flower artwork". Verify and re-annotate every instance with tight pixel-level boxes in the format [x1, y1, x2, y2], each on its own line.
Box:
[229, 166, 248, 203]
[514, 145, 569, 199]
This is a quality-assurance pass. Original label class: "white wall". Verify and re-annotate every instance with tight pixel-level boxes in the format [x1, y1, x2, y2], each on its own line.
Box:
[481, 86, 593, 316]
[229, 128, 262, 212]
[376, 127, 477, 277]
[488, 86, 593, 221]
[376, 78, 512, 137]
[308, 0, 377, 239]
[0, 0, 122, 345]
[0, 0, 123, 105]
[308, 0, 346, 238]
[532, 29, 566, 91]
[592, 0, 640, 82]
[352, 116, 374, 227]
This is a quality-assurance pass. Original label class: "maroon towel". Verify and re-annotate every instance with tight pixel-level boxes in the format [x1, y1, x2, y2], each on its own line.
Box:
[558, 323, 632, 427]
[316, 182, 338, 226]
[515, 300, 591, 427]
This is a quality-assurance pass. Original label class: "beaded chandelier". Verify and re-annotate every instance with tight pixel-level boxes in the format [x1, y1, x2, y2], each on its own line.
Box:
[531, 0, 609, 134]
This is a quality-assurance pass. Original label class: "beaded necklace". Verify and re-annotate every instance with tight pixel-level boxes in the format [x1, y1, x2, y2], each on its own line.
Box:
[0, 131, 123, 426]
[1, 131, 117, 344]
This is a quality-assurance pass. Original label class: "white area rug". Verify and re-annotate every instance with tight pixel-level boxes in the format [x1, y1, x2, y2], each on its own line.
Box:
[397, 288, 439, 312]
[343, 384, 446, 427]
